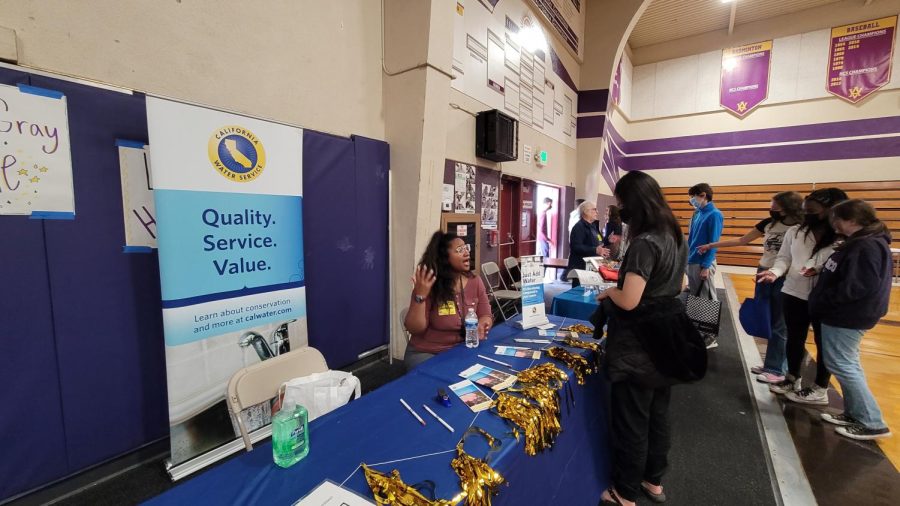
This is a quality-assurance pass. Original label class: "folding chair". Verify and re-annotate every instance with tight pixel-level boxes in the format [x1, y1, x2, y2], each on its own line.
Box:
[227, 347, 328, 451]
[503, 256, 522, 289]
[482, 261, 521, 320]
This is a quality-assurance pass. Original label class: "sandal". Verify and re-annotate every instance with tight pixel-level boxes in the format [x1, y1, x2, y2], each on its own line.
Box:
[599, 486, 624, 506]
[641, 482, 667, 503]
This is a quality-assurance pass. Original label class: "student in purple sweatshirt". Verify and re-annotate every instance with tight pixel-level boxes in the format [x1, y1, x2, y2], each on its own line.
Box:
[809, 199, 893, 440]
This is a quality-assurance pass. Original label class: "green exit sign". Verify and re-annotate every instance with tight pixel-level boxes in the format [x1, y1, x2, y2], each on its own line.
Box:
[536, 149, 548, 167]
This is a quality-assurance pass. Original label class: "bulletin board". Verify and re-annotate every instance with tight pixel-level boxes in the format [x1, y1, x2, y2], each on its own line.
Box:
[441, 213, 481, 277]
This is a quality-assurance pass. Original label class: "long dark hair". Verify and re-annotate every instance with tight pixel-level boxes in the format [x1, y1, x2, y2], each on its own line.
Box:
[830, 199, 892, 249]
[419, 231, 462, 305]
[614, 171, 683, 246]
[802, 188, 848, 254]
[606, 205, 621, 226]
[772, 191, 803, 225]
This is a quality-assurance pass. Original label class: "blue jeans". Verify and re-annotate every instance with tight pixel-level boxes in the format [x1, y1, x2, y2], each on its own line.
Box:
[821, 323, 887, 430]
[757, 268, 787, 375]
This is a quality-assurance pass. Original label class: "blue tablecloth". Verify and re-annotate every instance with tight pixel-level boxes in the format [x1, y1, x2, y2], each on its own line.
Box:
[146, 315, 610, 505]
[551, 287, 600, 322]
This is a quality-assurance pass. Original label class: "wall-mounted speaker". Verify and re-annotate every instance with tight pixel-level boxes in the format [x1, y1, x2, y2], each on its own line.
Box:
[475, 109, 518, 162]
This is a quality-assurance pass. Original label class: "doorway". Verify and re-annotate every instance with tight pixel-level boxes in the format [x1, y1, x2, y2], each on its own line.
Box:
[535, 183, 561, 259]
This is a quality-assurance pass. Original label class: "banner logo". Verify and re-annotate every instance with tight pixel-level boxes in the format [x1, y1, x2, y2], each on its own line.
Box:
[208, 126, 266, 182]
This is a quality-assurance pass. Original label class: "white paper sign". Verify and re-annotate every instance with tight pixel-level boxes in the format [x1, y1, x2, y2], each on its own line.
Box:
[0, 83, 74, 216]
[442, 183, 454, 211]
[566, 269, 604, 286]
[118, 143, 157, 249]
[519, 255, 549, 329]
[294, 480, 375, 506]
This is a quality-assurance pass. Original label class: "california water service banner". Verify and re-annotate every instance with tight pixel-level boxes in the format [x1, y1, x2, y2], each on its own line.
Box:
[720, 41, 772, 117]
[0, 83, 74, 217]
[827, 16, 897, 104]
[147, 97, 308, 466]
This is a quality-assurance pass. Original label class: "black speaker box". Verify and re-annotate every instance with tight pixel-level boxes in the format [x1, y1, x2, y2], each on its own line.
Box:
[475, 109, 518, 162]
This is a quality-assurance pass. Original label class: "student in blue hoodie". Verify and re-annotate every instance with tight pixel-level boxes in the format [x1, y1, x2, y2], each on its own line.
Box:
[809, 199, 893, 441]
[686, 183, 724, 348]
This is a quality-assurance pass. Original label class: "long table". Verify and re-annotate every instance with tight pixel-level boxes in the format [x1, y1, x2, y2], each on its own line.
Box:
[551, 286, 600, 321]
[146, 315, 610, 505]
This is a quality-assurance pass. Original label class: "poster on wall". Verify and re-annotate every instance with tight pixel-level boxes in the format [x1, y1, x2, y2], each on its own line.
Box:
[481, 183, 498, 229]
[720, 41, 772, 117]
[147, 96, 309, 469]
[827, 16, 897, 104]
[454, 162, 476, 214]
[442, 183, 454, 211]
[0, 83, 74, 218]
[117, 141, 157, 250]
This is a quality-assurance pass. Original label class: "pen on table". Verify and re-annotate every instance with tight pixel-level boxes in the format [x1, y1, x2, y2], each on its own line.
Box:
[477, 354, 520, 372]
[399, 398, 426, 426]
[422, 404, 454, 433]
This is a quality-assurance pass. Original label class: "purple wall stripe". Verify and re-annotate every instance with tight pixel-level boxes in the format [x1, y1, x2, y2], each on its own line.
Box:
[576, 114, 606, 139]
[605, 122, 627, 150]
[549, 46, 578, 93]
[625, 115, 900, 154]
[624, 135, 900, 171]
[577, 89, 609, 114]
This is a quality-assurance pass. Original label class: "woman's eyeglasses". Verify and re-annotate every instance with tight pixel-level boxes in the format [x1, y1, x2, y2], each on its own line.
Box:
[453, 243, 471, 254]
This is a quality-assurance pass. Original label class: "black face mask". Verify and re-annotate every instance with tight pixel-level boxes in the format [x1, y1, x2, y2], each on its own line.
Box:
[769, 210, 782, 221]
[619, 207, 632, 224]
[804, 213, 823, 228]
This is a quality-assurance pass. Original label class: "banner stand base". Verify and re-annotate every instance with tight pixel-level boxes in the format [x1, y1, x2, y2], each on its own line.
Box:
[515, 317, 550, 331]
[165, 425, 273, 481]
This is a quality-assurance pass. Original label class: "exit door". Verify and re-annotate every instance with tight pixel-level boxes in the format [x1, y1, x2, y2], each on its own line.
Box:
[499, 176, 520, 262]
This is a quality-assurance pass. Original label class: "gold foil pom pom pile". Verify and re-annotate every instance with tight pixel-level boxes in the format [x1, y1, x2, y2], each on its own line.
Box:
[546, 346, 595, 385]
[561, 324, 594, 335]
[492, 387, 560, 456]
[362, 464, 461, 506]
[560, 335, 601, 353]
[515, 362, 568, 388]
[451, 428, 506, 506]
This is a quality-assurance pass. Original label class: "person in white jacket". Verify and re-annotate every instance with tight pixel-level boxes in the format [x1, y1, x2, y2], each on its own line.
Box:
[756, 188, 848, 405]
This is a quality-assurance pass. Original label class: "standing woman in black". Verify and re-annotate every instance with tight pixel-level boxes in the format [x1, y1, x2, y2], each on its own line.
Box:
[597, 171, 706, 506]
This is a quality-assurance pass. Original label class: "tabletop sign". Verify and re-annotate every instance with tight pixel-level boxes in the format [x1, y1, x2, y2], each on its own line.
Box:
[720, 41, 772, 117]
[293, 480, 375, 506]
[827, 16, 897, 103]
[518, 255, 549, 329]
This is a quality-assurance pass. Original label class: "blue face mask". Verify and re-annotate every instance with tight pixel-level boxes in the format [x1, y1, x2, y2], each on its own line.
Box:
[689, 196, 700, 209]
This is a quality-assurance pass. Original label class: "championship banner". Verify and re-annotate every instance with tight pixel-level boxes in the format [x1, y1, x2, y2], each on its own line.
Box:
[518, 255, 549, 329]
[720, 41, 772, 117]
[827, 16, 897, 104]
[147, 97, 308, 469]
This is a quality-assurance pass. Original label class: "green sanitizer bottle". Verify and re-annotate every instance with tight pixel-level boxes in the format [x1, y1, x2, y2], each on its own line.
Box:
[272, 400, 309, 468]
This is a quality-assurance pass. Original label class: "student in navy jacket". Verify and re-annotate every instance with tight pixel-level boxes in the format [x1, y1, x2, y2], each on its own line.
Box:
[566, 201, 608, 286]
[809, 199, 892, 441]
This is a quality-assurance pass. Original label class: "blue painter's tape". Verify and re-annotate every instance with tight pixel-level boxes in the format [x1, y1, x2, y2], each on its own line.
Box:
[115, 139, 147, 149]
[123, 245, 155, 254]
[17, 83, 65, 100]
[29, 211, 76, 220]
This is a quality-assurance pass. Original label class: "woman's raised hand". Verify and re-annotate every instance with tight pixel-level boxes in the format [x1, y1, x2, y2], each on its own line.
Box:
[755, 270, 777, 284]
[411, 265, 436, 297]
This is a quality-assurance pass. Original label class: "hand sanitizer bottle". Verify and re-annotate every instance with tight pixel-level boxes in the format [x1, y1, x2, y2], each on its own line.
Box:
[272, 401, 309, 468]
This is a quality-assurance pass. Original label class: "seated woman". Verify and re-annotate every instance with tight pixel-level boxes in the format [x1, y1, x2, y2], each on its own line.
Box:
[403, 231, 493, 370]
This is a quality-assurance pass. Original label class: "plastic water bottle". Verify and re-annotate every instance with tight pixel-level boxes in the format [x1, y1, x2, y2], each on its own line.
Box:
[465, 307, 479, 348]
[272, 401, 309, 468]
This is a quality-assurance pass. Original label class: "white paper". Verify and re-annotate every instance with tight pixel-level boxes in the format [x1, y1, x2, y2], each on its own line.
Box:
[442, 183, 454, 211]
[454, 162, 476, 214]
[566, 269, 604, 286]
[0, 83, 74, 216]
[480, 183, 498, 229]
[514, 338, 551, 344]
[537, 323, 557, 330]
[118, 144, 157, 248]
[294, 480, 375, 506]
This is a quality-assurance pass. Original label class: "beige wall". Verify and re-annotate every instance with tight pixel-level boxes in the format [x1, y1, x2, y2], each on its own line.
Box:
[445, 89, 578, 187]
[0, 0, 385, 139]
[631, 0, 900, 66]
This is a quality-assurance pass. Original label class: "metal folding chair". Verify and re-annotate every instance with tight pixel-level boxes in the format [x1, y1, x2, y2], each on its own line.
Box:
[481, 261, 521, 320]
[503, 256, 523, 289]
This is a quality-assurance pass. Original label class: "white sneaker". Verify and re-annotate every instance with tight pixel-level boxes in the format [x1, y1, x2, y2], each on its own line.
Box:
[785, 386, 829, 405]
[769, 378, 801, 395]
[756, 372, 785, 384]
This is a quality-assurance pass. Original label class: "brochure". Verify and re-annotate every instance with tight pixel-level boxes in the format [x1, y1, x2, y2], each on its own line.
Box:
[495, 346, 541, 359]
[459, 363, 518, 391]
[449, 379, 493, 412]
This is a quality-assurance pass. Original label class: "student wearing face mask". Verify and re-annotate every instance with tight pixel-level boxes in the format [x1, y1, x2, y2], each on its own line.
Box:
[697, 192, 803, 383]
[686, 184, 724, 347]
[757, 188, 848, 404]
[809, 199, 892, 440]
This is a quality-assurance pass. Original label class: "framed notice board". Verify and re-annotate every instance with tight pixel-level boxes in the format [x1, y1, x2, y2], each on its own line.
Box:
[441, 213, 481, 276]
